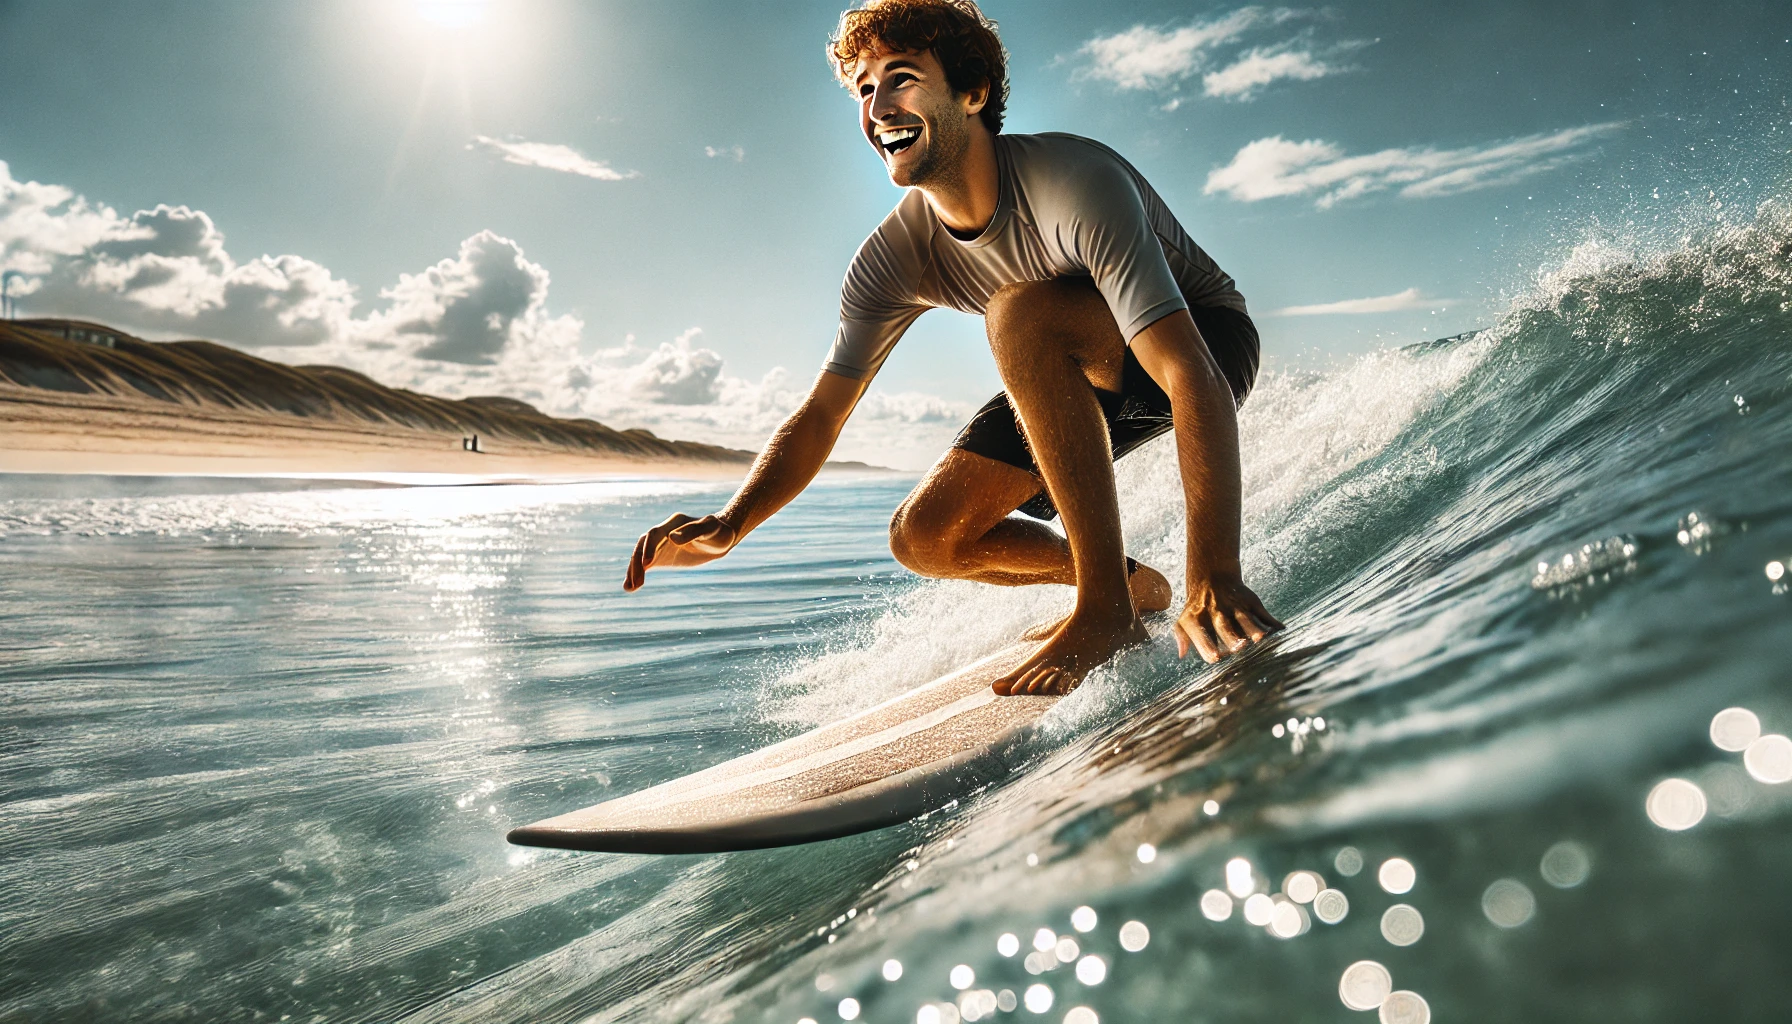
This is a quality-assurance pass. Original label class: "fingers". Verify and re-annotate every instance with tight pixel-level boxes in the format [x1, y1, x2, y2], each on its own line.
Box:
[1212, 612, 1248, 654]
[1234, 608, 1272, 643]
[1176, 611, 1224, 663]
[624, 531, 651, 591]
[1249, 597, 1286, 632]
[993, 665, 1075, 696]
[622, 513, 697, 592]
[667, 517, 719, 546]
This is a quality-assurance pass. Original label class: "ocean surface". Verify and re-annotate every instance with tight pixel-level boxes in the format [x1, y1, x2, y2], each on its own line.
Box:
[5, 205, 1792, 1024]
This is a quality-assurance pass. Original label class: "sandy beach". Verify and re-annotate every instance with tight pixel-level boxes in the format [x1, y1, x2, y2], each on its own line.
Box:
[0, 383, 750, 480]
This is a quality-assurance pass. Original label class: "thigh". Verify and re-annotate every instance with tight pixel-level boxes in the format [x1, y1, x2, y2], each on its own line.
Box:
[895, 448, 1046, 540]
[984, 278, 1128, 393]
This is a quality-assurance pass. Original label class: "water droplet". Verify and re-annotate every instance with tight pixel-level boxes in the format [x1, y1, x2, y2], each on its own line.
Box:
[838, 997, 861, 1021]
[1334, 846, 1364, 876]
[1646, 778, 1707, 830]
[1744, 734, 1792, 783]
[1710, 707, 1761, 751]
[1482, 879, 1536, 928]
[1074, 955, 1107, 985]
[1135, 843, 1156, 864]
[1313, 888, 1350, 924]
[1070, 906, 1097, 933]
[1339, 961, 1393, 1011]
[883, 959, 903, 981]
[1539, 841, 1591, 888]
[1380, 904, 1424, 946]
[1243, 893, 1275, 926]
[1118, 920, 1150, 951]
[1023, 983, 1054, 1013]
[1200, 890, 1233, 921]
[1225, 857, 1256, 897]
[950, 964, 975, 990]
[997, 933, 1020, 957]
[1378, 858, 1416, 894]
[1282, 870, 1323, 904]
[1378, 990, 1431, 1024]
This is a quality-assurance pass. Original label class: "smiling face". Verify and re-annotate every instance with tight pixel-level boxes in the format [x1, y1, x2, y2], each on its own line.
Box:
[853, 48, 987, 189]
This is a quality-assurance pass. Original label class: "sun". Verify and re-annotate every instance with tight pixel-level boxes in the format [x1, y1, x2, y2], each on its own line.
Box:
[414, 0, 489, 30]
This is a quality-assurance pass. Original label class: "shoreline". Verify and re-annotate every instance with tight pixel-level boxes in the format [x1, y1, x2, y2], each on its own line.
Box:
[0, 384, 751, 482]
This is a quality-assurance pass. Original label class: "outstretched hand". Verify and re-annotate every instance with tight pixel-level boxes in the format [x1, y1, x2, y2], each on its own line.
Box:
[623, 513, 738, 591]
[1173, 573, 1284, 663]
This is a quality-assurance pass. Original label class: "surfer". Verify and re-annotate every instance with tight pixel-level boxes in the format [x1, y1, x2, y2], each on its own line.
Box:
[624, 0, 1282, 694]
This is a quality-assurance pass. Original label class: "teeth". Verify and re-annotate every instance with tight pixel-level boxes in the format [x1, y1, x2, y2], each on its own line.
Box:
[877, 127, 920, 146]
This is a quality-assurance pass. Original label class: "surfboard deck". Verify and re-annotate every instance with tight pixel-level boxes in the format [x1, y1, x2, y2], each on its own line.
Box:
[507, 642, 1057, 853]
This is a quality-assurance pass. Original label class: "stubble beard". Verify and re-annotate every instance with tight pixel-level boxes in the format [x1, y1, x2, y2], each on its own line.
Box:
[895, 101, 969, 191]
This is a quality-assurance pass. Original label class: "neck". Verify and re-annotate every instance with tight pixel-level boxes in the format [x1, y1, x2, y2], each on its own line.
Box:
[919, 124, 998, 235]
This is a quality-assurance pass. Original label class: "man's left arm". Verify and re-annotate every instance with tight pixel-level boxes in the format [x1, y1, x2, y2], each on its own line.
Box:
[1130, 311, 1284, 662]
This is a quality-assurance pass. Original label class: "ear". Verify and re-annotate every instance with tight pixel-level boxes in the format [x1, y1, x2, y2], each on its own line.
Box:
[961, 78, 989, 118]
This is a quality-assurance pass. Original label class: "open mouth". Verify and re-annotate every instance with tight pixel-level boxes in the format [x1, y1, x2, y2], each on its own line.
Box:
[875, 125, 921, 157]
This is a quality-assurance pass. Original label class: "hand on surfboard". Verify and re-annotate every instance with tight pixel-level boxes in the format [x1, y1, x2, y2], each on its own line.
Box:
[624, 513, 738, 591]
[1173, 573, 1284, 663]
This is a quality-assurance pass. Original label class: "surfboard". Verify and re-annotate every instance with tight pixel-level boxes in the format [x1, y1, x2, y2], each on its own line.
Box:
[507, 642, 1058, 854]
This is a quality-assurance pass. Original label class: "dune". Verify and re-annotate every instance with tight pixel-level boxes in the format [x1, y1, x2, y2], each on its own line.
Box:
[0, 318, 798, 479]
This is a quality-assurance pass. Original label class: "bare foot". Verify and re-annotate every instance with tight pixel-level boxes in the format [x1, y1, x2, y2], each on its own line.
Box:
[1022, 559, 1172, 641]
[994, 607, 1149, 696]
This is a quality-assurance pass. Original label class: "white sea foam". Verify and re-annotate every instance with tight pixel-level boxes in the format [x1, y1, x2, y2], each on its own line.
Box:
[766, 336, 1493, 728]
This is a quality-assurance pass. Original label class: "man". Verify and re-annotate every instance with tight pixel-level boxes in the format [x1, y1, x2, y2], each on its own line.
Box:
[624, 0, 1282, 695]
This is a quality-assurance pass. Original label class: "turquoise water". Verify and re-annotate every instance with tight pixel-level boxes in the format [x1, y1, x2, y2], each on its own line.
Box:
[5, 207, 1792, 1023]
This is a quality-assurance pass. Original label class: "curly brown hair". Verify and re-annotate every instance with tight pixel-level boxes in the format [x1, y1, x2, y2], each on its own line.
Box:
[828, 0, 1009, 134]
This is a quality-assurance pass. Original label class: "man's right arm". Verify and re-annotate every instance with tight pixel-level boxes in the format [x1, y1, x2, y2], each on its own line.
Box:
[622, 368, 869, 591]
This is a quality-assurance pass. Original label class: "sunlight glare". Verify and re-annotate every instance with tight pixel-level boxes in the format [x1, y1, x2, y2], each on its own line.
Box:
[416, 0, 489, 29]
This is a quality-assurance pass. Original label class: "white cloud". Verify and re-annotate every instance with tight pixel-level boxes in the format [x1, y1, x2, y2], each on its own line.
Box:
[0, 159, 965, 468]
[468, 135, 638, 181]
[1204, 123, 1624, 207]
[359, 230, 561, 364]
[704, 145, 746, 162]
[1078, 9, 1263, 91]
[1274, 287, 1453, 316]
[1203, 47, 1332, 99]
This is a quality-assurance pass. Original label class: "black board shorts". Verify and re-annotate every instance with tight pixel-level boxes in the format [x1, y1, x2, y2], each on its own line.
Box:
[951, 304, 1259, 521]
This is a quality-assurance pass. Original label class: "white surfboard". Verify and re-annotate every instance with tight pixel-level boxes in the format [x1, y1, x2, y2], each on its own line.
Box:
[507, 643, 1057, 853]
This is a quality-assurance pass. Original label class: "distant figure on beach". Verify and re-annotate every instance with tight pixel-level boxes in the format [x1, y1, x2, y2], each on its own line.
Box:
[463, 434, 482, 453]
[625, 0, 1281, 695]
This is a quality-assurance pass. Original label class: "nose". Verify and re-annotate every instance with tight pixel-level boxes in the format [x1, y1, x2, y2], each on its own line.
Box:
[868, 80, 901, 125]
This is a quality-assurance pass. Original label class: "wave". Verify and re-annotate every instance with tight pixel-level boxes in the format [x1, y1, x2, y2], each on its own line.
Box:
[767, 196, 1792, 728]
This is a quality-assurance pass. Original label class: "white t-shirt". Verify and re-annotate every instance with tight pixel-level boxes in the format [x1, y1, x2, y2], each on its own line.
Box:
[824, 132, 1244, 381]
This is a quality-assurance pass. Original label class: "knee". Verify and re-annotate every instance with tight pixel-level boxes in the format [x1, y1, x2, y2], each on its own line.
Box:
[984, 281, 1066, 355]
[984, 279, 1112, 361]
[888, 503, 961, 579]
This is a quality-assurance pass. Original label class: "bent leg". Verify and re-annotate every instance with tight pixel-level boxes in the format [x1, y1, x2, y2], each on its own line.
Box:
[890, 448, 1175, 628]
[983, 279, 1149, 695]
[890, 449, 1071, 585]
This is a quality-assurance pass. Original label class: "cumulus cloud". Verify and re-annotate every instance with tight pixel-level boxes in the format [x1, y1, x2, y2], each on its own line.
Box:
[1204, 123, 1624, 207]
[619, 329, 726, 405]
[364, 231, 554, 364]
[468, 135, 638, 181]
[704, 145, 746, 162]
[1076, 8, 1354, 105]
[1078, 9, 1262, 91]
[0, 159, 965, 467]
[2, 169, 354, 346]
[1202, 47, 1332, 99]
[1274, 287, 1453, 316]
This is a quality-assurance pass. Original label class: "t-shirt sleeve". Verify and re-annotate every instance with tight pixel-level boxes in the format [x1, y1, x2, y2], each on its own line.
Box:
[1037, 144, 1188, 340]
[824, 226, 928, 381]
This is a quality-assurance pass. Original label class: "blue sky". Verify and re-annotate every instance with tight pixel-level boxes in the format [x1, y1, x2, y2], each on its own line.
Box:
[2, 0, 1787, 466]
